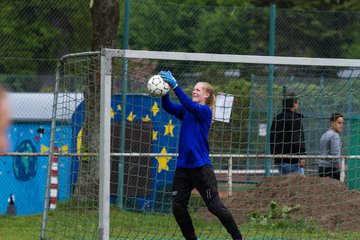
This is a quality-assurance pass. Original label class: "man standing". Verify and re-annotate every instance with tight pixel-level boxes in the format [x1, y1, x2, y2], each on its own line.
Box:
[270, 93, 306, 175]
[318, 113, 344, 180]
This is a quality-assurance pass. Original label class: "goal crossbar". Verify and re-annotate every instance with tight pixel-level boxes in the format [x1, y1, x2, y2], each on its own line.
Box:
[59, 49, 360, 67]
[105, 49, 360, 67]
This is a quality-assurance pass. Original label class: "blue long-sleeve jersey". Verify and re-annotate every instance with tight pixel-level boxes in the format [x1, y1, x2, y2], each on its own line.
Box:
[161, 86, 212, 168]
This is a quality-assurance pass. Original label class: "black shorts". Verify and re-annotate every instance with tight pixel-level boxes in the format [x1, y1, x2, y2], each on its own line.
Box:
[172, 165, 218, 205]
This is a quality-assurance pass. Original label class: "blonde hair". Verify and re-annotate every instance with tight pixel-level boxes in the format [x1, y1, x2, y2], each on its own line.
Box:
[199, 82, 215, 112]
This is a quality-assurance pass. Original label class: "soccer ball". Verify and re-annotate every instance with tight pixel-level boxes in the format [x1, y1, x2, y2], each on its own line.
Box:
[147, 75, 170, 97]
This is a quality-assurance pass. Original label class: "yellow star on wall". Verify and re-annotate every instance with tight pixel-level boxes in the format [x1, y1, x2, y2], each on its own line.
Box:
[41, 145, 49, 153]
[77, 128, 83, 154]
[76, 128, 89, 161]
[151, 102, 160, 117]
[152, 130, 158, 141]
[117, 104, 121, 111]
[155, 147, 171, 173]
[127, 112, 136, 122]
[142, 114, 151, 122]
[41, 144, 68, 153]
[164, 119, 175, 137]
[110, 107, 115, 119]
[60, 145, 69, 153]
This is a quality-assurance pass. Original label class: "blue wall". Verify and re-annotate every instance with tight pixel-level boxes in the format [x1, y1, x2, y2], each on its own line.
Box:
[0, 94, 179, 215]
[0, 123, 72, 215]
[73, 94, 180, 211]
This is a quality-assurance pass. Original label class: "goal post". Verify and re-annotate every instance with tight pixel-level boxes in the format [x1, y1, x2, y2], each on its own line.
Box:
[98, 50, 113, 239]
[41, 49, 360, 240]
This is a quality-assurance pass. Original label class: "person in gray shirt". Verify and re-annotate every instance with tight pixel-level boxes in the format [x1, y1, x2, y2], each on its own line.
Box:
[318, 113, 344, 180]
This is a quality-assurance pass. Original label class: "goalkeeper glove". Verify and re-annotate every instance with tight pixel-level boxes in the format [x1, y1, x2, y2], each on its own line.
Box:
[160, 70, 178, 89]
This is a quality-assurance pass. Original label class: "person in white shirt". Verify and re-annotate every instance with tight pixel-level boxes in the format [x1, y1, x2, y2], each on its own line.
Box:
[318, 113, 344, 180]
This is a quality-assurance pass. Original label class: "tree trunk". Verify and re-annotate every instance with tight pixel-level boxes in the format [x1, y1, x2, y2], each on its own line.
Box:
[90, 0, 119, 50]
[75, 0, 119, 200]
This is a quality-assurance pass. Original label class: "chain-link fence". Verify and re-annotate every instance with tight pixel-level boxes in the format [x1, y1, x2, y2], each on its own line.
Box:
[1, 0, 360, 219]
[1, 0, 360, 92]
[0, 0, 91, 92]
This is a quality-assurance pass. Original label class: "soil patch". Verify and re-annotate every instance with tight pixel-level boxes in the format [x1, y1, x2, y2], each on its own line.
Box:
[208, 174, 360, 232]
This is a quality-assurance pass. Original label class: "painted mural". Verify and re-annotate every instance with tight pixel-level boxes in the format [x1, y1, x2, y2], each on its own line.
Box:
[0, 123, 72, 215]
[0, 94, 179, 215]
[72, 94, 179, 212]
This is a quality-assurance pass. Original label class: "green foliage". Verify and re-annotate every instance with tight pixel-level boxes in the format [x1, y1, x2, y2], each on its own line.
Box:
[191, 7, 266, 54]
[80, 145, 91, 162]
[1, 0, 360, 93]
[0, 74, 43, 92]
[152, 0, 360, 10]
[129, 1, 202, 52]
[274, 8, 360, 58]
[247, 201, 321, 235]
[126, 0, 360, 61]
[128, 0, 267, 55]
[150, 0, 253, 7]
[248, 201, 301, 227]
[0, 0, 91, 89]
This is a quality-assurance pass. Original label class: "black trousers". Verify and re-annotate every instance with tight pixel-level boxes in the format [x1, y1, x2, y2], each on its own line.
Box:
[172, 165, 242, 240]
[318, 166, 340, 180]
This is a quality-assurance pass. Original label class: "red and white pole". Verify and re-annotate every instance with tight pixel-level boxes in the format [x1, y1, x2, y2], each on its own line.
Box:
[50, 146, 59, 209]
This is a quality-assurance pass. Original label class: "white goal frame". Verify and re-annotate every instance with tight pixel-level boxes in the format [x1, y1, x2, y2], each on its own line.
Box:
[41, 49, 360, 240]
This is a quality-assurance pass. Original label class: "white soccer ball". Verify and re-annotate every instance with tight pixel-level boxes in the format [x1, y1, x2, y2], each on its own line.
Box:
[147, 75, 170, 97]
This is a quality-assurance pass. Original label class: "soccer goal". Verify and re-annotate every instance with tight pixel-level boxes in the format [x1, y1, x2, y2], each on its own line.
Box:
[41, 49, 360, 240]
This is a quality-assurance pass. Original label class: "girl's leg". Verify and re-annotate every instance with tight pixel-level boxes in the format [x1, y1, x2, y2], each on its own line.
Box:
[193, 165, 243, 240]
[172, 168, 196, 240]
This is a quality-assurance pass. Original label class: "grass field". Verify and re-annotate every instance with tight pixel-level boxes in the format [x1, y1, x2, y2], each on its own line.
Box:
[1, 184, 359, 239]
[0, 214, 43, 240]
[1, 205, 360, 240]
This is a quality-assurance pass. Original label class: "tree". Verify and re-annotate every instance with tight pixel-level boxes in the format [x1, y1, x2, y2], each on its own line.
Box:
[128, 1, 263, 55]
[191, 7, 267, 54]
[90, 0, 119, 50]
[76, 0, 119, 199]
[152, 0, 252, 7]
[0, 0, 91, 91]
[129, 1, 201, 52]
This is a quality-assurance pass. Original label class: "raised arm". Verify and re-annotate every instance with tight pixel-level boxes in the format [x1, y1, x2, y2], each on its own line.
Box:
[161, 93, 185, 120]
[175, 87, 211, 121]
[161, 71, 212, 121]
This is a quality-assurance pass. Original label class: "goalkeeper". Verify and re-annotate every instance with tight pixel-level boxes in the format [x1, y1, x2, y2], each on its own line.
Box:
[160, 71, 243, 240]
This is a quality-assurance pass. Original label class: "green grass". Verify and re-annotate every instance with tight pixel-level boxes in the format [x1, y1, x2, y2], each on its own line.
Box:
[1, 202, 360, 240]
[0, 214, 42, 240]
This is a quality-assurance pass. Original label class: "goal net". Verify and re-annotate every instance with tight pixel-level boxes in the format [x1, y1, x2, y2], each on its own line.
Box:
[41, 49, 360, 240]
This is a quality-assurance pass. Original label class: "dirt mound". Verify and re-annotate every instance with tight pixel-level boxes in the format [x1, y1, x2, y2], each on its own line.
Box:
[222, 174, 360, 232]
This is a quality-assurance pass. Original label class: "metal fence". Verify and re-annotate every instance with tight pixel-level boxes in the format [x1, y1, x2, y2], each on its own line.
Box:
[1, 0, 360, 216]
[1, 0, 360, 93]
